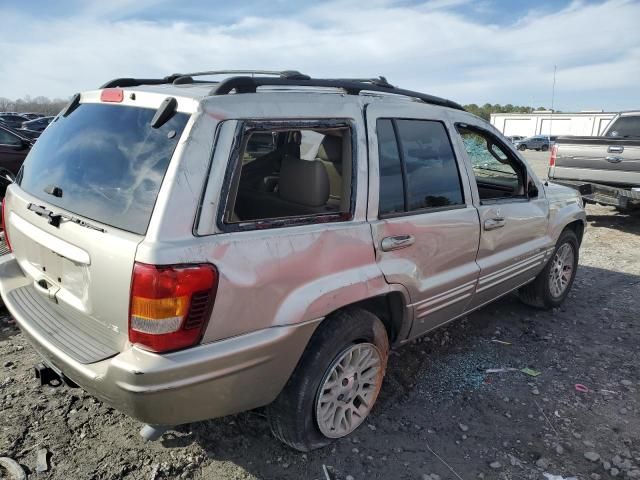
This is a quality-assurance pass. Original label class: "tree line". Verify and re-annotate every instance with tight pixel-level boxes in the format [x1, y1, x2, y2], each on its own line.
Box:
[1, 95, 550, 121]
[463, 103, 551, 121]
[0, 96, 70, 116]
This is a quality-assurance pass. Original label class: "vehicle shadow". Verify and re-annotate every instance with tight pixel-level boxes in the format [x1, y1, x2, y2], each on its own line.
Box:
[163, 264, 640, 480]
[587, 212, 640, 235]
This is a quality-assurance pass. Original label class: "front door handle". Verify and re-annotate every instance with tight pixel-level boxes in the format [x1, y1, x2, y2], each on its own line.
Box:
[606, 156, 623, 163]
[608, 145, 624, 153]
[381, 234, 415, 252]
[484, 217, 506, 231]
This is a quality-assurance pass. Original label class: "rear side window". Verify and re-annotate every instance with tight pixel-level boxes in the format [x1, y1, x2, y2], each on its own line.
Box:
[220, 121, 353, 231]
[376, 118, 464, 216]
[18, 103, 189, 235]
[608, 116, 640, 138]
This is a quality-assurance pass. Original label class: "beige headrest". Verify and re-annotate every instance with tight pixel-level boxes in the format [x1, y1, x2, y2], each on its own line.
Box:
[279, 157, 330, 207]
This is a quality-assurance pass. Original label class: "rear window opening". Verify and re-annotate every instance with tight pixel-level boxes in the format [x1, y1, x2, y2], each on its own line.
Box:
[17, 103, 190, 235]
[221, 123, 353, 229]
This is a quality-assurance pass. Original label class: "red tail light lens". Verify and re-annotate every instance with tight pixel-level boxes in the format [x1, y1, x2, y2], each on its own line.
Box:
[129, 263, 218, 353]
[100, 88, 124, 103]
[549, 144, 558, 167]
[1, 197, 11, 252]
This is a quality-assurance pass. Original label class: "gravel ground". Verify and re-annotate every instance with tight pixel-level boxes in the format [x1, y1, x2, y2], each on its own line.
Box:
[1, 196, 639, 479]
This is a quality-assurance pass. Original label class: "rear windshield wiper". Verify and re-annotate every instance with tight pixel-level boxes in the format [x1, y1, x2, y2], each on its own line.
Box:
[27, 203, 106, 233]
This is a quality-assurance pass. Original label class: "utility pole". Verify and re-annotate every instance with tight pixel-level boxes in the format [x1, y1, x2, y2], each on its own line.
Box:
[549, 65, 557, 138]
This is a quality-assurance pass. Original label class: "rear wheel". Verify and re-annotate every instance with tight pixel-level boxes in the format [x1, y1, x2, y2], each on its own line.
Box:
[518, 229, 579, 309]
[267, 308, 389, 451]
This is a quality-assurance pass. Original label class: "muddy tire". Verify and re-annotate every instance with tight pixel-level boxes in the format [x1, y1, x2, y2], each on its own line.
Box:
[518, 229, 579, 309]
[266, 308, 389, 451]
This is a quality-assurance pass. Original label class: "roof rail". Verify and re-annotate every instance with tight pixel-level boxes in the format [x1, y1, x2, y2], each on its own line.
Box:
[210, 76, 465, 111]
[100, 70, 310, 89]
[99, 71, 465, 111]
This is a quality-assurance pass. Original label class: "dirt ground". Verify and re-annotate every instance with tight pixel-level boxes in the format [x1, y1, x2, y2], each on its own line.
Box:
[1, 200, 639, 480]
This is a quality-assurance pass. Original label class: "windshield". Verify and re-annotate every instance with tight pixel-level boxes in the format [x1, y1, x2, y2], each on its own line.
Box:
[17, 102, 189, 235]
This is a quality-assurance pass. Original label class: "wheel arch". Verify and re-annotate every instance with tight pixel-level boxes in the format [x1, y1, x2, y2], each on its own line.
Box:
[564, 219, 585, 245]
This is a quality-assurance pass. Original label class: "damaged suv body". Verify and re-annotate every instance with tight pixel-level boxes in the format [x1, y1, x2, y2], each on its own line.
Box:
[0, 71, 585, 451]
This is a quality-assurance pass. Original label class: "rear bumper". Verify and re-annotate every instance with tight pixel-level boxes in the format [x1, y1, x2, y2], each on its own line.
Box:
[548, 179, 640, 210]
[0, 255, 320, 425]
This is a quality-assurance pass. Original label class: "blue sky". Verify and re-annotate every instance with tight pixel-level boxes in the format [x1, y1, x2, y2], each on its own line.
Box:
[0, 0, 638, 111]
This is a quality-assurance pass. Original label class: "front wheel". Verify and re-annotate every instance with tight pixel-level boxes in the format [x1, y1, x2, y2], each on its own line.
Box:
[267, 308, 389, 451]
[518, 229, 579, 309]
[518, 144, 527, 151]
[541, 144, 549, 152]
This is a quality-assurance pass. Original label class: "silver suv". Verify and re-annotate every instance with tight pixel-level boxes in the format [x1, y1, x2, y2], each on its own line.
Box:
[0, 70, 586, 451]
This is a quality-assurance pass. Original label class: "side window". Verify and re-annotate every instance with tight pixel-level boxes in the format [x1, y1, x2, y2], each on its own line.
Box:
[222, 122, 353, 228]
[395, 120, 463, 210]
[0, 129, 21, 146]
[376, 118, 464, 216]
[376, 119, 405, 215]
[457, 125, 525, 201]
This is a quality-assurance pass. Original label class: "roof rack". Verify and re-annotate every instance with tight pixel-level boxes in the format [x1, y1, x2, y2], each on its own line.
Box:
[100, 70, 465, 111]
[100, 70, 309, 89]
[210, 76, 465, 111]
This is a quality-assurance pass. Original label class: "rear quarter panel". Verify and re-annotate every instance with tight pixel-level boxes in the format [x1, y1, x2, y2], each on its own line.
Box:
[136, 94, 405, 343]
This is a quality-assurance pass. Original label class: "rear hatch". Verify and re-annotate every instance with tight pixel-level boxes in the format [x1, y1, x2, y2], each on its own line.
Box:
[554, 137, 640, 187]
[4, 99, 190, 362]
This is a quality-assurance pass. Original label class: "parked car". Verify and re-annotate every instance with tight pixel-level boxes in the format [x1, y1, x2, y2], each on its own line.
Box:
[514, 135, 552, 151]
[548, 111, 640, 212]
[21, 113, 45, 120]
[0, 124, 32, 179]
[0, 124, 32, 197]
[21, 116, 54, 132]
[0, 113, 30, 129]
[0, 70, 586, 451]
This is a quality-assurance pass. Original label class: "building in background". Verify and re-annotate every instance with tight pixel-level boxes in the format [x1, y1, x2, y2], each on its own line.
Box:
[490, 110, 616, 137]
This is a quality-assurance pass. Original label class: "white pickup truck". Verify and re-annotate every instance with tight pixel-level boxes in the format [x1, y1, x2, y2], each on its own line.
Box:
[548, 111, 640, 212]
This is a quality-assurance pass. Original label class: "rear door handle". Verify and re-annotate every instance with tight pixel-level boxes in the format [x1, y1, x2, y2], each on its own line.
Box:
[381, 234, 415, 252]
[484, 217, 505, 231]
[606, 156, 623, 163]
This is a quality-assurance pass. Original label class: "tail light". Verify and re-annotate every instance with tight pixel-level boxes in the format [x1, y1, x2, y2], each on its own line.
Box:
[129, 263, 218, 353]
[549, 144, 558, 167]
[1, 197, 11, 252]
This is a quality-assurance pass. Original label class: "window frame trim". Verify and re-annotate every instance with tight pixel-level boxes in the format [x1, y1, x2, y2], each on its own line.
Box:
[215, 118, 358, 233]
[376, 117, 467, 218]
[455, 122, 532, 204]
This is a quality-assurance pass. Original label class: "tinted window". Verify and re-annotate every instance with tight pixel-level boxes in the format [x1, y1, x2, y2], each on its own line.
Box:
[608, 116, 640, 138]
[376, 119, 405, 214]
[18, 103, 189, 235]
[395, 120, 463, 210]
